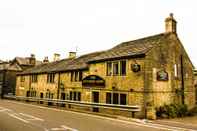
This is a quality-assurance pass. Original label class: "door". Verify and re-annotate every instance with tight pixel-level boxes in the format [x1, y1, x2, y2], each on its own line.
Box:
[60, 93, 66, 107]
[40, 92, 44, 104]
[92, 91, 99, 112]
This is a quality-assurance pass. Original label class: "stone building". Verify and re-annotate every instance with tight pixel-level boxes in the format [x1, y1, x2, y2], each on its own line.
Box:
[0, 54, 41, 97]
[16, 14, 195, 119]
[194, 69, 197, 104]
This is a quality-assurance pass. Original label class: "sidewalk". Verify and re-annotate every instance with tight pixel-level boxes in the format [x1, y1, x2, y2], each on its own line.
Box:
[152, 116, 197, 130]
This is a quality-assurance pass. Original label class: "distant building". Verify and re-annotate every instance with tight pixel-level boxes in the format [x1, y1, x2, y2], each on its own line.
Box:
[0, 54, 41, 97]
[194, 69, 197, 104]
[16, 14, 195, 119]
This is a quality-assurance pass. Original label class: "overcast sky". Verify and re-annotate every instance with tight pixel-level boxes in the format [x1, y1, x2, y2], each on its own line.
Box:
[0, 0, 197, 67]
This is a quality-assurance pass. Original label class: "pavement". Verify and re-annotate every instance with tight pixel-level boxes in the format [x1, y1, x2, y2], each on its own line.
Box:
[0, 99, 197, 131]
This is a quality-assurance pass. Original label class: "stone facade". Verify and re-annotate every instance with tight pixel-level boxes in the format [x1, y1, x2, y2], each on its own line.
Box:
[0, 54, 41, 97]
[16, 14, 196, 119]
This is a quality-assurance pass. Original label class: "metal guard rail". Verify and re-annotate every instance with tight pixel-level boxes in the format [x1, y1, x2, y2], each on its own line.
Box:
[3, 95, 141, 112]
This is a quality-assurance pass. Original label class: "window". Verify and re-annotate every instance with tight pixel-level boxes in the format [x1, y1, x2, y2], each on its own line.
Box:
[120, 61, 126, 75]
[47, 73, 55, 83]
[113, 93, 119, 104]
[106, 92, 127, 105]
[74, 71, 78, 81]
[73, 92, 77, 101]
[107, 62, 112, 76]
[113, 62, 119, 75]
[71, 71, 74, 82]
[106, 93, 112, 104]
[69, 91, 73, 100]
[106, 60, 126, 76]
[31, 75, 38, 83]
[70, 71, 83, 82]
[51, 93, 54, 99]
[45, 91, 53, 99]
[79, 71, 83, 81]
[28, 89, 36, 97]
[69, 91, 81, 101]
[120, 94, 126, 105]
[77, 92, 81, 101]
[20, 76, 25, 82]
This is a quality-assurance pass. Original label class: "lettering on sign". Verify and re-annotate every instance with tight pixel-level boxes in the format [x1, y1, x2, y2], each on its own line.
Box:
[82, 75, 105, 87]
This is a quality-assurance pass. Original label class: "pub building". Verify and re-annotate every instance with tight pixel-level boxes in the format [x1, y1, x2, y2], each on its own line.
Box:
[16, 14, 195, 119]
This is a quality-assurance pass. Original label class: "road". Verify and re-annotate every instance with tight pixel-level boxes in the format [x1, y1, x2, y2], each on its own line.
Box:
[0, 99, 196, 131]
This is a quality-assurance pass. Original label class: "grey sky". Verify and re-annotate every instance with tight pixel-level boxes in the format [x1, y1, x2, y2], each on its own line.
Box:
[0, 0, 197, 67]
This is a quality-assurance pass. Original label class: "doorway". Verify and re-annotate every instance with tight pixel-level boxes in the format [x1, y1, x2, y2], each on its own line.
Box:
[60, 93, 66, 107]
[92, 91, 99, 112]
[40, 92, 44, 104]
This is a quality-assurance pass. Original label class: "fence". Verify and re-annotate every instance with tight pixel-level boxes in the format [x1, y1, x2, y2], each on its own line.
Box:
[3, 95, 141, 115]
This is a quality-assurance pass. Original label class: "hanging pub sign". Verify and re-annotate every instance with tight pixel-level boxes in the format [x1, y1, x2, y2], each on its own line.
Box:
[82, 75, 105, 87]
[157, 70, 168, 81]
[131, 63, 141, 72]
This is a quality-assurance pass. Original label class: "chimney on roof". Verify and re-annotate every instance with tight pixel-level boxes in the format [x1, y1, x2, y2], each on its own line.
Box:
[69, 52, 76, 59]
[53, 53, 60, 61]
[43, 56, 49, 63]
[165, 13, 177, 33]
[29, 54, 36, 65]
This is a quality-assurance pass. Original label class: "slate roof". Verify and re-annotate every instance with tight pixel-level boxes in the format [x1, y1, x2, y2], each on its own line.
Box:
[14, 57, 42, 66]
[88, 33, 171, 62]
[0, 63, 22, 71]
[54, 51, 105, 72]
[18, 32, 175, 75]
[18, 51, 104, 75]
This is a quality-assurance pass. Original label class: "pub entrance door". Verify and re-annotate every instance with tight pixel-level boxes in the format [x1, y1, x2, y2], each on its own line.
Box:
[60, 93, 66, 107]
[92, 91, 99, 112]
[40, 92, 44, 104]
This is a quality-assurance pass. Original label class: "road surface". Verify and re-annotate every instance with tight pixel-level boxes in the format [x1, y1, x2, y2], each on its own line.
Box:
[0, 99, 196, 131]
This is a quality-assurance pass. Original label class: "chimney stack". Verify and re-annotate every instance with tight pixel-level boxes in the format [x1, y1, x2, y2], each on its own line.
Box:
[29, 54, 36, 65]
[165, 13, 177, 33]
[43, 56, 49, 63]
[69, 52, 76, 59]
[53, 53, 60, 61]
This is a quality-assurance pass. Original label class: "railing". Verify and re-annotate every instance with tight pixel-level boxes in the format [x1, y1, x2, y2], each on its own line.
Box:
[3, 95, 141, 112]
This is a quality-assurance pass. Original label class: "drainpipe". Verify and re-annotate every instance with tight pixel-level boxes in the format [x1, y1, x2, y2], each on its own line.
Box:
[57, 72, 60, 99]
[180, 55, 185, 104]
[143, 60, 147, 119]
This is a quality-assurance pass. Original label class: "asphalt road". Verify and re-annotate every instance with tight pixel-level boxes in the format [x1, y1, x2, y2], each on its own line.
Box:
[0, 99, 196, 131]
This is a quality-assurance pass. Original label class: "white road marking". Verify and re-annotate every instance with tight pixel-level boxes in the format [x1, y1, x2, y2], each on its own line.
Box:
[0, 106, 44, 124]
[0, 108, 11, 112]
[0, 106, 12, 112]
[156, 119, 197, 127]
[51, 125, 78, 131]
[19, 113, 44, 121]
[5, 100, 197, 131]
[9, 113, 29, 123]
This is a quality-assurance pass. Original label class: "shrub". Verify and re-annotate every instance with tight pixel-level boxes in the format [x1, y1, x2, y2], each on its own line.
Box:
[156, 103, 188, 119]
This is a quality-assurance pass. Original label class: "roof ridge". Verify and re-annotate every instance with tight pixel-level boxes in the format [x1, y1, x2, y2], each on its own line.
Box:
[113, 32, 173, 49]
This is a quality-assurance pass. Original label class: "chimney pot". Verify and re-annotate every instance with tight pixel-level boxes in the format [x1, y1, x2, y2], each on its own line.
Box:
[69, 52, 76, 59]
[29, 54, 36, 65]
[43, 56, 49, 63]
[53, 53, 60, 61]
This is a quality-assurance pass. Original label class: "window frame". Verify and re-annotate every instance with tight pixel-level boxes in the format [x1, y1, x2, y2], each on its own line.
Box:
[120, 60, 126, 76]
[47, 73, 55, 83]
[105, 92, 127, 105]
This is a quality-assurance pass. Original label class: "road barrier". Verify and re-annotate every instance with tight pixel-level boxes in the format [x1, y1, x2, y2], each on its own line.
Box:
[3, 95, 140, 113]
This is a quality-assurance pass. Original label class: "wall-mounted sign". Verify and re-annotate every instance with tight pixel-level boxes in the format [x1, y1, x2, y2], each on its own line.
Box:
[131, 64, 141, 72]
[157, 70, 168, 81]
[82, 75, 105, 87]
